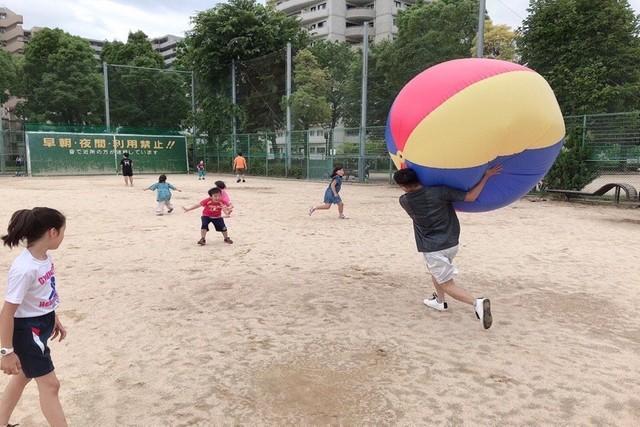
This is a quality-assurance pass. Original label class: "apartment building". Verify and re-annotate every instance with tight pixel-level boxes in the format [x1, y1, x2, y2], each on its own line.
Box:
[0, 7, 181, 66]
[274, 0, 416, 44]
[0, 7, 26, 54]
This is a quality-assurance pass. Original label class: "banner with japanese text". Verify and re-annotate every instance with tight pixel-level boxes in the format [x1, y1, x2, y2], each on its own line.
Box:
[26, 132, 187, 175]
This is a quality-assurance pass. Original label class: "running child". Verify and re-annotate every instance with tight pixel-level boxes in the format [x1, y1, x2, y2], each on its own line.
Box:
[0, 208, 68, 426]
[214, 180, 234, 214]
[196, 160, 206, 180]
[144, 174, 182, 215]
[393, 166, 501, 329]
[233, 152, 247, 183]
[183, 187, 233, 245]
[309, 166, 346, 219]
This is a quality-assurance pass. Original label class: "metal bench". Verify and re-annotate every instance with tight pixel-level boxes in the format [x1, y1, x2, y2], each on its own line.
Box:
[547, 183, 638, 204]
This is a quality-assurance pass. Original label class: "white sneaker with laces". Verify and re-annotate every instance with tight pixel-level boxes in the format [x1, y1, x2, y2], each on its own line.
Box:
[423, 293, 448, 311]
[474, 298, 492, 329]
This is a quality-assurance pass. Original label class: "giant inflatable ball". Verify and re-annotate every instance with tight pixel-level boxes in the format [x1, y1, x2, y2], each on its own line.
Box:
[386, 58, 565, 212]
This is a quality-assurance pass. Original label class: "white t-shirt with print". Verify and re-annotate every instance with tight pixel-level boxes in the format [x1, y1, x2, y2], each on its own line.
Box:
[5, 249, 60, 318]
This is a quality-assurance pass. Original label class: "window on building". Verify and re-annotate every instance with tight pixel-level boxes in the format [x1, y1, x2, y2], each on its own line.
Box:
[395, 1, 402, 8]
[0, 28, 4, 33]
[319, 3, 327, 10]
[0, 13, 6, 20]
[317, 21, 325, 28]
[310, 6, 316, 11]
[309, 24, 316, 30]
[369, 21, 374, 27]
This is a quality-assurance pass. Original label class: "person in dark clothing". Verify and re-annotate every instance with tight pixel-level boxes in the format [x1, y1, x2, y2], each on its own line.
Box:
[120, 153, 134, 187]
[394, 165, 501, 329]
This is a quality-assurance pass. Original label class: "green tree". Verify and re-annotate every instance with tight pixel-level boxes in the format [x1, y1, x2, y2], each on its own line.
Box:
[101, 31, 190, 129]
[308, 40, 356, 131]
[178, 0, 308, 136]
[472, 20, 517, 61]
[21, 28, 103, 124]
[344, 0, 479, 126]
[0, 50, 17, 104]
[288, 49, 331, 129]
[542, 127, 599, 190]
[519, 0, 640, 114]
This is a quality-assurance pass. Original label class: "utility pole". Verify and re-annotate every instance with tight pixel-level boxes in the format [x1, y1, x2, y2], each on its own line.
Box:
[476, 0, 486, 58]
[286, 42, 292, 171]
[358, 23, 369, 182]
[103, 62, 110, 130]
[231, 59, 237, 155]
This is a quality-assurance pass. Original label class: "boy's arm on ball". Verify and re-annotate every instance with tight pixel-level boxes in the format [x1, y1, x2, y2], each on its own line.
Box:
[464, 165, 503, 202]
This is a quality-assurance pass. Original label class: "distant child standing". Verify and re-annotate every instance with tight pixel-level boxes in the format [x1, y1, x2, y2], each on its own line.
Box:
[196, 160, 206, 180]
[233, 152, 247, 183]
[144, 174, 181, 215]
[0, 208, 68, 427]
[214, 180, 234, 214]
[309, 166, 346, 219]
[183, 188, 233, 245]
[120, 153, 134, 187]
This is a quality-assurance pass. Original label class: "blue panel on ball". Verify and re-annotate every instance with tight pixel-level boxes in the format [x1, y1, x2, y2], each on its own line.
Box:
[405, 140, 564, 212]
[385, 114, 397, 154]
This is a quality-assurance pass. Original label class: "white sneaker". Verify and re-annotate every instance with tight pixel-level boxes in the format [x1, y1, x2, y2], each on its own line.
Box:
[423, 293, 448, 311]
[474, 298, 492, 329]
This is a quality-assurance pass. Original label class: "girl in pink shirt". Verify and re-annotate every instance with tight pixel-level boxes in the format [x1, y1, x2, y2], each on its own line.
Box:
[215, 181, 234, 214]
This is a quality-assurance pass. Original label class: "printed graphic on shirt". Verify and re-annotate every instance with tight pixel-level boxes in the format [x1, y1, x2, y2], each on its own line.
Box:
[37, 264, 59, 309]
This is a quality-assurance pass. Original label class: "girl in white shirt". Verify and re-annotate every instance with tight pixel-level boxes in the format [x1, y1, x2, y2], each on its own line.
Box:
[0, 208, 68, 427]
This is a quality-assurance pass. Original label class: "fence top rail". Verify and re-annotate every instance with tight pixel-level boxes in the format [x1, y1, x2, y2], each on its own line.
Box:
[26, 131, 188, 139]
[565, 111, 640, 119]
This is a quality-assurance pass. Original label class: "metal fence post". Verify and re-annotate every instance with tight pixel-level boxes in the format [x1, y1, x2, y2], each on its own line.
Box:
[582, 114, 587, 147]
[306, 129, 310, 180]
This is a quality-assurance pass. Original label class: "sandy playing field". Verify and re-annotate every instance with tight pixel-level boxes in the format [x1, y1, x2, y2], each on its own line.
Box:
[0, 174, 639, 426]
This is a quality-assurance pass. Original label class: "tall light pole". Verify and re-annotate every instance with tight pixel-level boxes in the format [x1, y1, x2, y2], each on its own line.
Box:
[476, 0, 486, 58]
[358, 23, 369, 183]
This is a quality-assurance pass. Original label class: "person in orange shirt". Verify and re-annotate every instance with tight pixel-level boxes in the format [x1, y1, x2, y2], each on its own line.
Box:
[233, 152, 247, 183]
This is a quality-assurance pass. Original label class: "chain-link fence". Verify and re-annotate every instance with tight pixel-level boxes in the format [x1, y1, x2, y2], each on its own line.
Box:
[0, 118, 26, 176]
[193, 126, 394, 182]
[565, 112, 640, 174]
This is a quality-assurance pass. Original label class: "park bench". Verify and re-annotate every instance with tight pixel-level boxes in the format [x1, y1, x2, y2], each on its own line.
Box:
[547, 183, 638, 204]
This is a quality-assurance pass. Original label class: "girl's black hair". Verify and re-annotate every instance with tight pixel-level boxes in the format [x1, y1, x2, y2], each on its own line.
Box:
[214, 180, 226, 189]
[159, 174, 167, 182]
[331, 166, 344, 178]
[1, 208, 66, 248]
[208, 187, 222, 196]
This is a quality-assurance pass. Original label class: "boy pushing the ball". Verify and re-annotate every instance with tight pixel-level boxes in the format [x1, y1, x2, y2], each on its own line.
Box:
[394, 165, 501, 329]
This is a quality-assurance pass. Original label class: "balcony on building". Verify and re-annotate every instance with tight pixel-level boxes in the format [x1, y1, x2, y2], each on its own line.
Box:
[345, 23, 374, 42]
[300, 8, 329, 24]
[1, 25, 23, 44]
[346, 0, 373, 6]
[308, 22, 329, 39]
[346, 7, 375, 21]
[277, 0, 320, 14]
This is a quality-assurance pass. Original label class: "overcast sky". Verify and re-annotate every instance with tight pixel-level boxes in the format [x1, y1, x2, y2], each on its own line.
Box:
[3, 0, 640, 41]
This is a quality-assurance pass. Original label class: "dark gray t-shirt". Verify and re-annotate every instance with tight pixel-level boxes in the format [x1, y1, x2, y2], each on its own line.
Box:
[399, 186, 467, 253]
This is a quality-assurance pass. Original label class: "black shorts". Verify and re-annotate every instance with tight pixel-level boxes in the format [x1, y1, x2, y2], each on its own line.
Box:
[122, 170, 133, 177]
[201, 216, 227, 232]
[13, 311, 55, 378]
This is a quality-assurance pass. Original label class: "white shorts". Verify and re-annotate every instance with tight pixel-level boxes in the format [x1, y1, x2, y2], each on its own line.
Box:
[422, 245, 459, 284]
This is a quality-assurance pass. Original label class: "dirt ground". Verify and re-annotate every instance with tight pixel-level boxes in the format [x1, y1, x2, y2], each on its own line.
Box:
[0, 174, 639, 425]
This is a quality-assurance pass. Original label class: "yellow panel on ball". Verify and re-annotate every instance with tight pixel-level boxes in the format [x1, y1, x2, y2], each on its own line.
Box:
[403, 71, 565, 169]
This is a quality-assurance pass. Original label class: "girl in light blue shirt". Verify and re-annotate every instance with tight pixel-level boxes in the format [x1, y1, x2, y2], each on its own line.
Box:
[145, 174, 181, 215]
